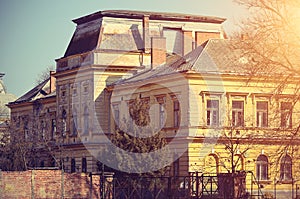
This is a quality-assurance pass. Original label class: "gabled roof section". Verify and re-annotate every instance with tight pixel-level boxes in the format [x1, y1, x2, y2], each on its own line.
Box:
[9, 78, 55, 105]
[180, 39, 240, 74]
[112, 39, 254, 86]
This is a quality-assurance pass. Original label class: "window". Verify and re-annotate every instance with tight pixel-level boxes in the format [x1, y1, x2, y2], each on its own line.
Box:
[207, 100, 219, 126]
[256, 155, 268, 180]
[174, 100, 180, 127]
[83, 106, 89, 134]
[40, 160, 45, 167]
[72, 85, 77, 96]
[24, 120, 29, 141]
[40, 120, 46, 140]
[72, 110, 78, 136]
[232, 101, 244, 127]
[156, 96, 166, 129]
[62, 109, 67, 137]
[82, 158, 87, 173]
[159, 103, 165, 128]
[51, 119, 56, 139]
[71, 158, 76, 173]
[50, 157, 56, 167]
[205, 154, 219, 174]
[234, 154, 244, 171]
[281, 102, 292, 128]
[256, 102, 268, 127]
[280, 155, 292, 181]
[113, 104, 120, 129]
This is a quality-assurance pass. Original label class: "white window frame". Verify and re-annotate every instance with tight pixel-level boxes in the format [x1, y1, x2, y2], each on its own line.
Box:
[256, 101, 268, 128]
[206, 99, 219, 126]
[232, 101, 244, 127]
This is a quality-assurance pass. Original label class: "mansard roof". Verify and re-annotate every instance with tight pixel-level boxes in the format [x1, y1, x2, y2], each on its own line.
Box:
[63, 10, 225, 58]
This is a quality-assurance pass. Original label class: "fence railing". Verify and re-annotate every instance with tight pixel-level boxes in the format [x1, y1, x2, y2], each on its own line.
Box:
[95, 171, 262, 199]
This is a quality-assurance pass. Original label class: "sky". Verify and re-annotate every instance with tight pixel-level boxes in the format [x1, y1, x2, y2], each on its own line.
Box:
[0, 0, 247, 98]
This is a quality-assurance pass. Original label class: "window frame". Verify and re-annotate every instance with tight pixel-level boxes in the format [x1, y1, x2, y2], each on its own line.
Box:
[256, 101, 268, 128]
[51, 119, 56, 140]
[205, 154, 219, 174]
[256, 154, 269, 181]
[62, 109, 67, 137]
[232, 101, 244, 127]
[72, 109, 78, 136]
[173, 100, 180, 127]
[206, 99, 219, 126]
[83, 106, 89, 135]
[280, 102, 292, 129]
[82, 157, 87, 173]
[113, 104, 120, 129]
[156, 96, 166, 129]
[280, 154, 292, 181]
[24, 120, 29, 141]
[71, 158, 76, 173]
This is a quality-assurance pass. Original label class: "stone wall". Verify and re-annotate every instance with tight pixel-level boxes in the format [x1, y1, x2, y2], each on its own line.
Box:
[0, 169, 100, 199]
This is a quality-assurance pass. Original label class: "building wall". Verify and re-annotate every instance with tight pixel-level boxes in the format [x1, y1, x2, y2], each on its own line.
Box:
[0, 170, 101, 198]
[51, 12, 225, 174]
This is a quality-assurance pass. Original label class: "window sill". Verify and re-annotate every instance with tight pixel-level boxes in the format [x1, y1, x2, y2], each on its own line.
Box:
[256, 180, 272, 185]
[279, 180, 293, 184]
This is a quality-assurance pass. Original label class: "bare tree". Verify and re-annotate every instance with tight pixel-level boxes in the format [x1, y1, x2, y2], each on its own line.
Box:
[100, 98, 170, 177]
[35, 65, 55, 85]
[228, 0, 300, 181]
[232, 0, 300, 76]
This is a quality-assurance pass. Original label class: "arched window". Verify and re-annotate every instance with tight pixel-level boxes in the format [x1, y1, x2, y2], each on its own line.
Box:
[205, 154, 219, 174]
[83, 106, 89, 134]
[280, 155, 292, 181]
[234, 154, 244, 172]
[256, 155, 268, 180]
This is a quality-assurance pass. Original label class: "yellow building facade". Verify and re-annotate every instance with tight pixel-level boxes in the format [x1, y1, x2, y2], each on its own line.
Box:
[7, 10, 299, 198]
[109, 38, 300, 197]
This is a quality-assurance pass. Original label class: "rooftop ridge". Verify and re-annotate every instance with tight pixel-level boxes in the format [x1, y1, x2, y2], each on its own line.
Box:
[73, 10, 226, 24]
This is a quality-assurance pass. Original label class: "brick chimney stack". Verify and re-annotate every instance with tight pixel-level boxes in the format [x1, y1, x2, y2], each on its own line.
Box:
[143, 15, 150, 52]
[151, 37, 166, 69]
[49, 71, 56, 93]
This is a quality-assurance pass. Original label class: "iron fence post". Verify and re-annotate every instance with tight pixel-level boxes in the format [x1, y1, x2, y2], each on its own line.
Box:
[196, 171, 199, 198]
[89, 173, 92, 199]
[168, 176, 172, 199]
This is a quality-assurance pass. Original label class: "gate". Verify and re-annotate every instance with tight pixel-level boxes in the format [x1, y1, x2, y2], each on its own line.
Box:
[199, 172, 248, 199]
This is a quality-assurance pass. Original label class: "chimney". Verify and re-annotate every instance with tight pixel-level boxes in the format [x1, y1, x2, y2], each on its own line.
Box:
[151, 37, 166, 69]
[49, 71, 56, 93]
[143, 15, 150, 52]
[183, 31, 193, 55]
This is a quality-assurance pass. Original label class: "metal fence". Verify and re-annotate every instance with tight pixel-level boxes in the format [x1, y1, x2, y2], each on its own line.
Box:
[93, 171, 257, 199]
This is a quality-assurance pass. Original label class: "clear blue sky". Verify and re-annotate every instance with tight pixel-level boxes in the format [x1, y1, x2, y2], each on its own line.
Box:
[0, 0, 246, 97]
